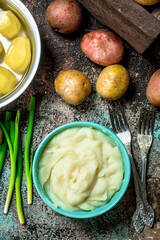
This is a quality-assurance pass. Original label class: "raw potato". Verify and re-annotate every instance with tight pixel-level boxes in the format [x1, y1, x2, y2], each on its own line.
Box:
[0, 41, 4, 56]
[55, 70, 92, 105]
[146, 69, 160, 106]
[81, 29, 124, 66]
[45, 0, 82, 34]
[134, 0, 160, 5]
[4, 36, 31, 73]
[96, 65, 130, 100]
[0, 66, 17, 95]
[0, 10, 21, 39]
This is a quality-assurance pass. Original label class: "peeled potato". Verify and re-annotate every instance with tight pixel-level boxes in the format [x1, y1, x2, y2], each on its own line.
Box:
[4, 36, 31, 73]
[0, 10, 21, 39]
[0, 41, 4, 56]
[0, 66, 17, 95]
[134, 0, 160, 5]
[96, 65, 130, 100]
[55, 70, 92, 105]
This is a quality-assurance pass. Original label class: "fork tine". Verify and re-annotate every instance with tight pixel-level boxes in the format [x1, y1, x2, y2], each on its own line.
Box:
[109, 102, 129, 133]
[117, 111, 125, 131]
[138, 105, 154, 135]
[146, 106, 150, 135]
[138, 106, 143, 134]
[118, 102, 129, 131]
[141, 106, 147, 134]
[114, 102, 125, 131]
[108, 105, 117, 132]
[114, 113, 121, 132]
[150, 106, 155, 135]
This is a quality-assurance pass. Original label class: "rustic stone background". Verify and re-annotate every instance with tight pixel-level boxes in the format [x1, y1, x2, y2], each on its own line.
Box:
[0, 0, 160, 239]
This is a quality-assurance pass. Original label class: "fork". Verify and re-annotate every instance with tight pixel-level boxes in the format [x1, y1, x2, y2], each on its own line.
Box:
[137, 105, 155, 189]
[108, 102, 154, 233]
[132, 105, 155, 231]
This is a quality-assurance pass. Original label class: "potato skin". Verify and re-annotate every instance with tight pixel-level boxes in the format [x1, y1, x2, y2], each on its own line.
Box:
[45, 0, 82, 34]
[81, 29, 124, 66]
[96, 64, 130, 100]
[146, 69, 160, 106]
[134, 0, 160, 5]
[55, 70, 92, 105]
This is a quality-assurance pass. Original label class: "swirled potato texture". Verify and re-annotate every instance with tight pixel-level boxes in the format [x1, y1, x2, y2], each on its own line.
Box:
[39, 127, 124, 211]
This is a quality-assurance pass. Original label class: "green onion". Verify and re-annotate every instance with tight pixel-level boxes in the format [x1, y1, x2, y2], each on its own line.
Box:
[0, 112, 11, 176]
[15, 132, 25, 224]
[24, 96, 36, 204]
[10, 121, 15, 144]
[10, 120, 25, 224]
[0, 109, 20, 213]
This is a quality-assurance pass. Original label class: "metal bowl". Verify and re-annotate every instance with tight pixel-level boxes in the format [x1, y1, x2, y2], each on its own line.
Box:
[0, 0, 41, 108]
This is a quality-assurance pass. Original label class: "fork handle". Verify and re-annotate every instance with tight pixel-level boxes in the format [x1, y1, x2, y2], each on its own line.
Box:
[141, 155, 147, 189]
[129, 153, 154, 228]
[129, 153, 149, 201]
[128, 153, 143, 197]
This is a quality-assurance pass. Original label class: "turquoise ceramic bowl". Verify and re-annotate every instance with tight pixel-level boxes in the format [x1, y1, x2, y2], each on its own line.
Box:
[33, 122, 131, 218]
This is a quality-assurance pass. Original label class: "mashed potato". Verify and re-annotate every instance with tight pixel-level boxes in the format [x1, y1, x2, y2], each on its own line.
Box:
[38, 127, 124, 211]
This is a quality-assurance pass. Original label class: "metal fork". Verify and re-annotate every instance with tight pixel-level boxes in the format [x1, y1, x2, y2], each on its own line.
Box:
[137, 105, 155, 189]
[108, 102, 154, 233]
[132, 105, 155, 232]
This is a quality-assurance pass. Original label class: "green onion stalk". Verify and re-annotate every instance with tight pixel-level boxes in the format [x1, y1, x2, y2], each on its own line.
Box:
[25, 96, 36, 204]
[0, 110, 20, 214]
[0, 112, 11, 176]
[10, 121, 25, 224]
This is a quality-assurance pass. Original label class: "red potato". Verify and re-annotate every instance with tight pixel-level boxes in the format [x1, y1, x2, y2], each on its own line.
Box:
[81, 29, 124, 66]
[45, 0, 82, 34]
[146, 69, 160, 106]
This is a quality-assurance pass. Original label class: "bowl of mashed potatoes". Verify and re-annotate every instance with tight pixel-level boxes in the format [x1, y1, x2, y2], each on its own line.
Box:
[33, 122, 131, 218]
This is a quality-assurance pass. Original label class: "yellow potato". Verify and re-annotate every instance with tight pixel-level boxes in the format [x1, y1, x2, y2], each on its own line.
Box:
[134, 0, 160, 5]
[96, 65, 130, 100]
[0, 10, 21, 39]
[4, 37, 31, 73]
[0, 66, 17, 95]
[0, 41, 4, 56]
[55, 70, 92, 105]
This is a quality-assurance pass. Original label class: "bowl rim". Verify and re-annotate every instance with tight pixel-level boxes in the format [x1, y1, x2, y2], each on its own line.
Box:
[0, 0, 41, 108]
[33, 121, 131, 218]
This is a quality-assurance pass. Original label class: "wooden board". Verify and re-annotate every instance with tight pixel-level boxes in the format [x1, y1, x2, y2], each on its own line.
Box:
[152, 6, 160, 20]
[78, 0, 160, 54]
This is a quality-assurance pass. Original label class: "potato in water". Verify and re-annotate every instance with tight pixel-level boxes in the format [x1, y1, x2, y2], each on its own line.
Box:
[0, 66, 17, 95]
[55, 70, 92, 105]
[0, 10, 21, 39]
[96, 64, 130, 100]
[4, 37, 31, 73]
[0, 41, 4, 56]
